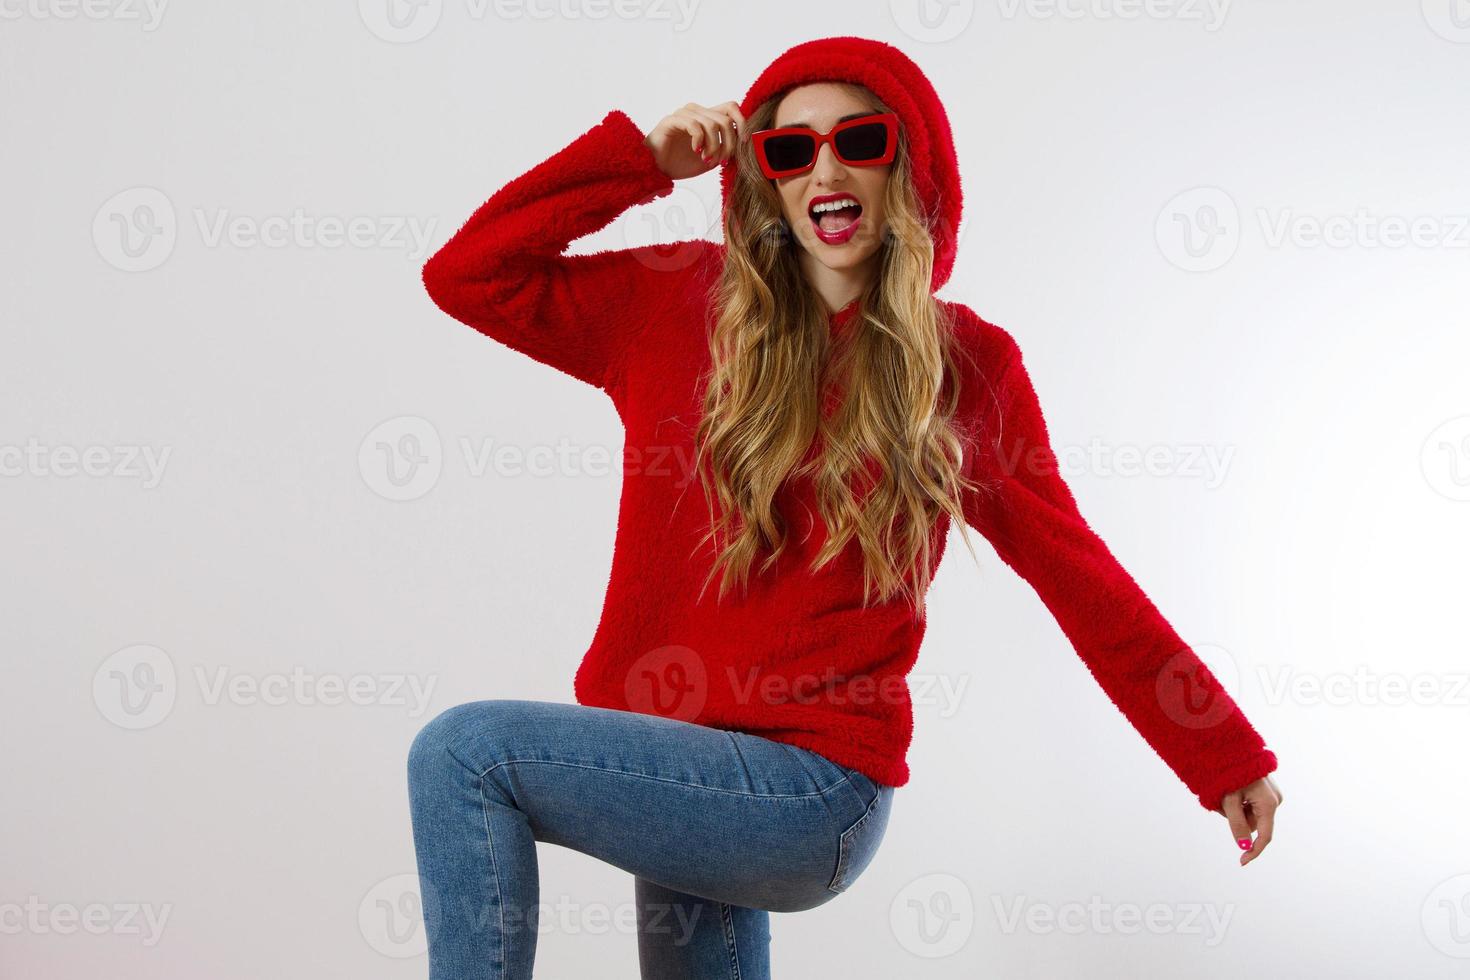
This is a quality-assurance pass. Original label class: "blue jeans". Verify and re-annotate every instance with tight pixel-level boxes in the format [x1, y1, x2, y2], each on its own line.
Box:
[406, 698, 896, 979]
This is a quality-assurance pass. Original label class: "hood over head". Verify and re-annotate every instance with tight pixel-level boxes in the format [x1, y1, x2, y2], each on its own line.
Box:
[719, 35, 963, 294]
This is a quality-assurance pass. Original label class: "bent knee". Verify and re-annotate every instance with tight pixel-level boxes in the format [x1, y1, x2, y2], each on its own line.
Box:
[407, 699, 528, 782]
[407, 701, 486, 782]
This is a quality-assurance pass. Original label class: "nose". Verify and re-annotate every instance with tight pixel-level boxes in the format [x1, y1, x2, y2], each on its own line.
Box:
[810, 140, 846, 185]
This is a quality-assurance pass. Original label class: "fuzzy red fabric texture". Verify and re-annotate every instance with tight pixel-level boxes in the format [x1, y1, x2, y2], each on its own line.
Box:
[421, 40, 1278, 813]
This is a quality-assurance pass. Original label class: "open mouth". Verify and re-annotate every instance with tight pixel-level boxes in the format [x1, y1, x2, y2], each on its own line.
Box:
[808, 194, 863, 241]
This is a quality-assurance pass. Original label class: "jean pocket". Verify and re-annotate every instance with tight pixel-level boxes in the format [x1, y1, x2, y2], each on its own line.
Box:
[827, 785, 893, 894]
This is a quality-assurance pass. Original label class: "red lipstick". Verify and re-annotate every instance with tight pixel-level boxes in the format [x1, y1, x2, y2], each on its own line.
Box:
[807, 192, 863, 246]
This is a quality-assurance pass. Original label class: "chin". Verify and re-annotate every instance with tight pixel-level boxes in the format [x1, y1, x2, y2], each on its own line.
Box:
[806, 245, 879, 272]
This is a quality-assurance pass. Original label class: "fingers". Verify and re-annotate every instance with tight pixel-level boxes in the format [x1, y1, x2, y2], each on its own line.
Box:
[1239, 782, 1280, 867]
[724, 101, 747, 133]
[646, 102, 746, 179]
[681, 102, 744, 164]
[676, 106, 716, 157]
[649, 106, 710, 158]
[1221, 792, 1254, 859]
[716, 100, 746, 151]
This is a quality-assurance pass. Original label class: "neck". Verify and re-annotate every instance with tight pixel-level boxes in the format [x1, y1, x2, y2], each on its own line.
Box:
[798, 250, 878, 316]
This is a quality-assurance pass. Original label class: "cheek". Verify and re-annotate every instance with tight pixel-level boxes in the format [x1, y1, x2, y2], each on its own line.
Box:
[779, 181, 807, 221]
[860, 179, 888, 231]
[865, 174, 890, 215]
[787, 196, 806, 225]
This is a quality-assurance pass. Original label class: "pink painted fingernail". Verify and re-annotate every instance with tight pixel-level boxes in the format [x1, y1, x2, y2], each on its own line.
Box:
[1237, 837, 1252, 850]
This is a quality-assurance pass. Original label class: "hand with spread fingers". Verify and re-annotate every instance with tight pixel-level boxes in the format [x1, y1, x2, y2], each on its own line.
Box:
[1220, 774, 1283, 866]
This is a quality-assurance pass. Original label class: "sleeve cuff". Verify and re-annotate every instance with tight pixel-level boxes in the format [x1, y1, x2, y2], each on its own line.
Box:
[597, 108, 676, 206]
[1192, 749, 1279, 812]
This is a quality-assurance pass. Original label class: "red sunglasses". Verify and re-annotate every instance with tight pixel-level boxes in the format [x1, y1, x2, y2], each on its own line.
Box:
[750, 112, 900, 179]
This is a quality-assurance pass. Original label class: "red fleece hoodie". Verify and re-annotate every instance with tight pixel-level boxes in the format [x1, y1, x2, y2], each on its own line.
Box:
[421, 37, 1278, 812]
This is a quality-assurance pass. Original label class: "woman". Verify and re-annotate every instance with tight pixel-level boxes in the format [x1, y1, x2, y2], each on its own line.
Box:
[409, 35, 1283, 980]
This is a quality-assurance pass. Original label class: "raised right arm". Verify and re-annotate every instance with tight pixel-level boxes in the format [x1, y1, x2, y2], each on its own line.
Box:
[421, 108, 679, 393]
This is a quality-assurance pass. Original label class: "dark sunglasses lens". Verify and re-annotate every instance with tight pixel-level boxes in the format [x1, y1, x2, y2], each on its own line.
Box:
[834, 122, 889, 162]
[763, 134, 816, 173]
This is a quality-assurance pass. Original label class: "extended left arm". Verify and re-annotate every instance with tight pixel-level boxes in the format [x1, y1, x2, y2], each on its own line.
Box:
[961, 336, 1279, 813]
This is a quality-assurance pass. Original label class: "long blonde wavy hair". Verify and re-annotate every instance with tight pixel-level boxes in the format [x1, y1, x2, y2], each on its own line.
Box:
[690, 83, 992, 617]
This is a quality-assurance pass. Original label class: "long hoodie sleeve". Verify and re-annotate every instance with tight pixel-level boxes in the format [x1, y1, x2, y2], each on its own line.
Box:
[421, 108, 676, 393]
[963, 337, 1279, 812]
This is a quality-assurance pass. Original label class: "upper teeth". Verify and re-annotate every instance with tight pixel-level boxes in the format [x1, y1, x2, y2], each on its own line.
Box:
[811, 199, 858, 214]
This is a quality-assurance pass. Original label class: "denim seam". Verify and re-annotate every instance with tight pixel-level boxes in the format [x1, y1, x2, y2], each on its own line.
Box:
[724, 731, 757, 795]
[469, 757, 844, 800]
[842, 769, 875, 812]
[773, 741, 850, 796]
[827, 790, 885, 894]
[720, 900, 741, 979]
[476, 773, 508, 977]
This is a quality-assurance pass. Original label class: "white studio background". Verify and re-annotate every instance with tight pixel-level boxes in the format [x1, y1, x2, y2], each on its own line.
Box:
[3, 3, 1467, 978]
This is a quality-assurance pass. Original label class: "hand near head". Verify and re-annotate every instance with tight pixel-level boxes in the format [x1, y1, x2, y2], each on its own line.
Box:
[644, 102, 746, 181]
[1220, 774, 1283, 866]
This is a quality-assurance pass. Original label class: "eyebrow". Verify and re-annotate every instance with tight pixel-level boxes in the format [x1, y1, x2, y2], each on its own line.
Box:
[775, 111, 875, 131]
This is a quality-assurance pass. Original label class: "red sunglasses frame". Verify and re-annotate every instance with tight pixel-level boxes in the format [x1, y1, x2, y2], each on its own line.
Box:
[750, 112, 900, 179]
